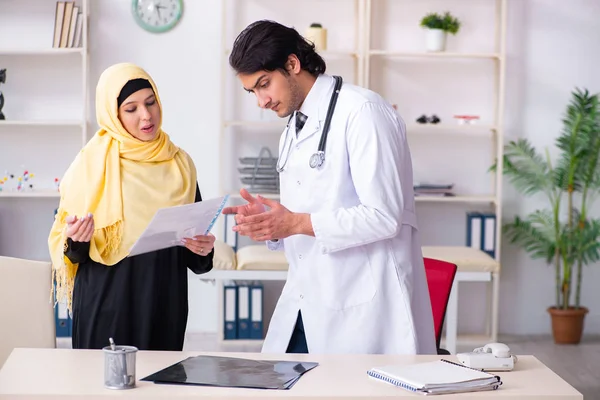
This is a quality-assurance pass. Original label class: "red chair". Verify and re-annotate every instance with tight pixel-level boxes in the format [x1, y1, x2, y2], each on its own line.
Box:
[423, 257, 458, 355]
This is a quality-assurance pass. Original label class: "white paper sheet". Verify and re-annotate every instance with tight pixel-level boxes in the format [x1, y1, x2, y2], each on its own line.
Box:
[128, 195, 229, 257]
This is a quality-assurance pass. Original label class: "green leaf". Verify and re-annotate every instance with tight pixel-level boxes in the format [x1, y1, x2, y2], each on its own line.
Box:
[503, 215, 555, 264]
[420, 11, 460, 34]
[499, 139, 554, 197]
[554, 88, 600, 193]
[573, 219, 600, 264]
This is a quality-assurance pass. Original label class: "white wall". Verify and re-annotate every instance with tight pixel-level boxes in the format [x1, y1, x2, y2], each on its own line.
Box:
[2, 0, 599, 336]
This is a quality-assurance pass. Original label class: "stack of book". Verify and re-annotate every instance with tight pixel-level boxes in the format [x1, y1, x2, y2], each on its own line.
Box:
[413, 183, 455, 197]
[53, 1, 83, 49]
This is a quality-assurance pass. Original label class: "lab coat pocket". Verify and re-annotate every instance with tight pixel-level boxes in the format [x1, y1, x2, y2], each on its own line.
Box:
[318, 246, 377, 311]
[307, 167, 331, 201]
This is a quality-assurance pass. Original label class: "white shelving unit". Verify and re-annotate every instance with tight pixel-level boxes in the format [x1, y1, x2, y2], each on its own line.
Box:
[363, 0, 505, 241]
[0, 0, 89, 260]
[213, 0, 506, 349]
[363, 1, 506, 353]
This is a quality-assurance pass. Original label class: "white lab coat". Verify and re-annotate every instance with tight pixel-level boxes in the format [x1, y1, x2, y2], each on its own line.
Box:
[262, 74, 436, 355]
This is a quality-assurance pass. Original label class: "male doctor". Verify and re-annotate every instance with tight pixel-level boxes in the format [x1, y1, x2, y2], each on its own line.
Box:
[222, 20, 437, 355]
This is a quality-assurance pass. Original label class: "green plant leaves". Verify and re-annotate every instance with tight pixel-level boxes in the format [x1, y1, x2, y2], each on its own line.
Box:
[420, 11, 461, 35]
[503, 212, 556, 264]
[494, 138, 554, 197]
[497, 87, 600, 309]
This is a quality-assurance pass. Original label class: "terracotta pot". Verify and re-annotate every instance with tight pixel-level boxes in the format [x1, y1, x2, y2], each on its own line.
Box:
[547, 306, 588, 344]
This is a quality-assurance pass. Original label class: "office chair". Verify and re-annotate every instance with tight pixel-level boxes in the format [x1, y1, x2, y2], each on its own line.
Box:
[0, 256, 56, 368]
[423, 257, 457, 355]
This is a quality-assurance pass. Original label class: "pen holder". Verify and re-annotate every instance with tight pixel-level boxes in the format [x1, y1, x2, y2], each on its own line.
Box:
[103, 345, 138, 390]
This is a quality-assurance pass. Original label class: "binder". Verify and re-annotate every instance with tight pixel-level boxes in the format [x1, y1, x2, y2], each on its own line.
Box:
[481, 213, 497, 258]
[236, 282, 251, 339]
[54, 297, 71, 337]
[53, 282, 71, 337]
[223, 281, 237, 340]
[466, 212, 483, 250]
[53, 207, 72, 338]
[224, 214, 238, 252]
[249, 281, 264, 339]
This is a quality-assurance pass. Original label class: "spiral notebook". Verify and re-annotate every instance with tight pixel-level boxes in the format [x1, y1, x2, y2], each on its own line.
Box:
[367, 359, 502, 395]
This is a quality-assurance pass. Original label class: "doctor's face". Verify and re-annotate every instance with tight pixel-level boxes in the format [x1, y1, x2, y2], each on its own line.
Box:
[238, 70, 302, 118]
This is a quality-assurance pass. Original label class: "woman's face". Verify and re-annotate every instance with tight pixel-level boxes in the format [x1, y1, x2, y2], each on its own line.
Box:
[117, 88, 161, 141]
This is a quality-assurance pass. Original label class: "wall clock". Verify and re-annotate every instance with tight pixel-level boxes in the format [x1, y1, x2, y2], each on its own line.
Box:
[132, 0, 183, 33]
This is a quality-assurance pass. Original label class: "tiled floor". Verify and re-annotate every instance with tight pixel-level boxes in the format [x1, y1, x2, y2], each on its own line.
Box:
[57, 333, 600, 399]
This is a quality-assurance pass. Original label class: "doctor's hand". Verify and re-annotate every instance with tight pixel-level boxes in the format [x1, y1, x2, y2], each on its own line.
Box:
[232, 196, 313, 241]
[182, 233, 215, 256]
[66, 213, 95, 242]
[221, 188, 266, 218]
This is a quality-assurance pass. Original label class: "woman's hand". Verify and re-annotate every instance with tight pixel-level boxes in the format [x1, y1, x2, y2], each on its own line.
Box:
[66, 213, 95, 242]
[182, 233, 215, 256]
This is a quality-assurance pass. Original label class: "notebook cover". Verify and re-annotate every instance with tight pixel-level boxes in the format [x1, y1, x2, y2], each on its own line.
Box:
[368, 359, 500, 391]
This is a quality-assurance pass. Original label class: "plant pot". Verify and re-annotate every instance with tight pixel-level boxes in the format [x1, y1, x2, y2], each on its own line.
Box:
[425, 29, 447, 52]
[305, 25, 327, 52]
[547, 306, 588, 344]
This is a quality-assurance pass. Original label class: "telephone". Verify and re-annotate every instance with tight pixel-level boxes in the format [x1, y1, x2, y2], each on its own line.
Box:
[456, 343, 518, 372]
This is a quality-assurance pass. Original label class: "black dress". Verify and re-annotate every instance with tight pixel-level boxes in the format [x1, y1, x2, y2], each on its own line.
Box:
[65, 185, 213, 351]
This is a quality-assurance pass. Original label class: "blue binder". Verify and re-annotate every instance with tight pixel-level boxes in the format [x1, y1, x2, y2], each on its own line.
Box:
[223, 281, 238, 340]
[236, 282, 251, 339]
[481, 213, 497, 258]
[53, 207, 72, 338]
[249, 281, 264, 339]
[466, 212, 483, 250]
[53, 283, 72, 337]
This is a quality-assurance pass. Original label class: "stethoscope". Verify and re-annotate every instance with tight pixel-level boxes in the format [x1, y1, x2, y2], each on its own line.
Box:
[276, 75, 343, 173]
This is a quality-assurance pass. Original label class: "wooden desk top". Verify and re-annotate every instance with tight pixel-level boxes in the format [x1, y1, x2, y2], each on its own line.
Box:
[0, 348, 582, 399]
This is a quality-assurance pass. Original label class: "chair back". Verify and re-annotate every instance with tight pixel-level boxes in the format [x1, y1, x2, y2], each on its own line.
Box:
[0, 256, 56, 367]
[423, 257, 457, 349]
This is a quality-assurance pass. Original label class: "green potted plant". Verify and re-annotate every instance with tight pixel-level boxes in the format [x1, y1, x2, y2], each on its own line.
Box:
[492, 88, 600, 344]
[419, 11, 461, 52]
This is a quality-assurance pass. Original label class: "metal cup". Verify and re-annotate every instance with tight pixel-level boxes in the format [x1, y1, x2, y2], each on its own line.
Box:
[102, 345, 138, 389]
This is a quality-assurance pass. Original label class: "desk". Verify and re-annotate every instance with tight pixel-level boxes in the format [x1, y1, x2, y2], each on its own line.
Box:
[0, 348, 582, 399]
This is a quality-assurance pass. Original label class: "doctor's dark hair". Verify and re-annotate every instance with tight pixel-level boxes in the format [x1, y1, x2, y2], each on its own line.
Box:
[229, 20, 326, 77]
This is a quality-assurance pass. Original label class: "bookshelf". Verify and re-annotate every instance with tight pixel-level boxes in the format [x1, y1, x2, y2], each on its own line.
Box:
[214, 0, 506, 349]
[0, 0, 89, 261]
[363, 1, 505, 351]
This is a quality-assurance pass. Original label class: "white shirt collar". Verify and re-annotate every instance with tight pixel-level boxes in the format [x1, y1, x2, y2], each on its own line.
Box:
[298, 73, 333, 122]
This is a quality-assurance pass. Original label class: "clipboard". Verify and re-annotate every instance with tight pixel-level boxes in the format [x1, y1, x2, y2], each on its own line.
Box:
[128, 195, 229, 257]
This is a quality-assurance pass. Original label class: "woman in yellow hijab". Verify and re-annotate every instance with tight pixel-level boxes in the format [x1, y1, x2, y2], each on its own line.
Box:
[48, 63, 214, 351]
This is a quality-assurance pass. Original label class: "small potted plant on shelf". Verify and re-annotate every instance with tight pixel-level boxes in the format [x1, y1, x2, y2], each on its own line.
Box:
[419, 11, 461, 52]
[491, 88, 600, 344]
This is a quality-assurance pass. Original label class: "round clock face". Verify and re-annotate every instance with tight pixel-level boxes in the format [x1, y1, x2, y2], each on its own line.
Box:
[132, 0, 183, 33]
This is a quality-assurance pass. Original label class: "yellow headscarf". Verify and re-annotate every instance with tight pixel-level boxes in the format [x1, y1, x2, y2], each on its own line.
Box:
[48, 63, 197, 312]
